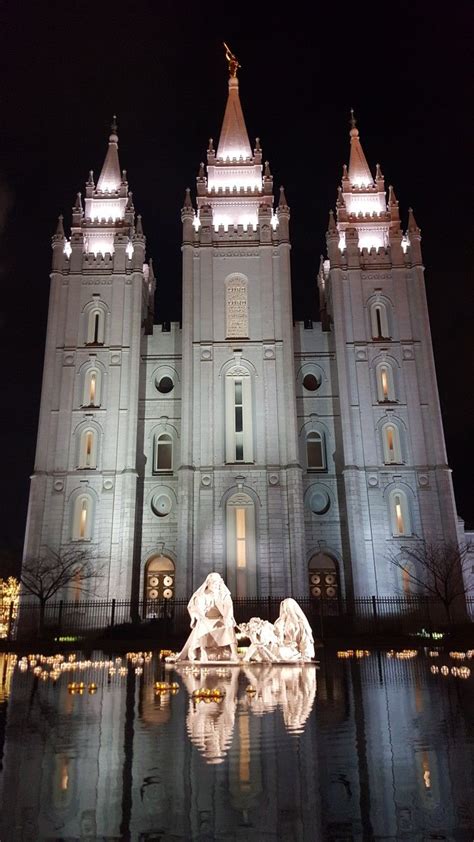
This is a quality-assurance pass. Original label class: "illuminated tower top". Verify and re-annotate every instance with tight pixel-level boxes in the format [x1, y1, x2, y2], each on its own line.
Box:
[336, 112, 391, 251]
[194, 45, 274, 231]
[69, 117, 137, 257]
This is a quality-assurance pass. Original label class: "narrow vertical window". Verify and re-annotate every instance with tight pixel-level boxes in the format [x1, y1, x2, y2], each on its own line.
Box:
[235, 380, 244, 461]
[307, 431, 325, 470]
[383, 422, 401, 464]
[73, 494, 93, 541]
[381, 367, 389, 399]
[85, 432, 93, 465]
[87, 308, 105, 345]
[225, 369, 253, 463]
[79, 429, 97, 469]
[83, 368, 101, 407]
[371, 302, 390, 340]
[236, 508, 246, 568]
[389, 489, 412, 537]
[154, 433, 173, 472]
[376, 363, 395, 402]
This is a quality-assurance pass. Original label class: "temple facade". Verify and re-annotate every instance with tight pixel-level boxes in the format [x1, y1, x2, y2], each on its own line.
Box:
[23, 65, 464, 606]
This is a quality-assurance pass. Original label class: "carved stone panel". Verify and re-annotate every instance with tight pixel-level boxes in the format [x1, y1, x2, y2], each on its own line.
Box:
[225, 274, 248, 338]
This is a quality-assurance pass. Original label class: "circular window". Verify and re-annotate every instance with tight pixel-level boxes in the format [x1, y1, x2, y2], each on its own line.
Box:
[310, 573, 321, 585]
[311, 586, 322, 597]
[163, 588, 173, 599]
[325, 574, 336, 585]
[156, 376, 174, 394]
[163, 575, 173, 588]
[326, 586, 336, 598]
[149, 576, 159, 587]
[303, 373, 320, 392]
[149, 589, 159, 599]
[310, 489, 330, 515]
[151, 494, 172, 517]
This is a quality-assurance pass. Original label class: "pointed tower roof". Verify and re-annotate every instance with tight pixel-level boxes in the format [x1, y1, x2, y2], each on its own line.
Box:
[348, 110, 373, 187]
[97, 116, 122, 192]
[217, 45, 252, 161]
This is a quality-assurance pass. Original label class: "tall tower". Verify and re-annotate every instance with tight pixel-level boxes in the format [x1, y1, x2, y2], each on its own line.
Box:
[23, 120, 154, 598]
[319, 114, 459, 596]
[177, 51, 306, 597]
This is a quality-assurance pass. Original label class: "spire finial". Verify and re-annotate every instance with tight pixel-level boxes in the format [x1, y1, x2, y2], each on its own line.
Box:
[328, 209, 337, 233]
[87, 170, 95, 186]
[223, 42, 241, 78]
[54, 214, 65, 238]
[74, 192, 82, 211]
[208, 137, 214, 154]
[183, 187, 193, 209]
[110, 114, 118, 136]
[350, 108, 357, 130]
[135, 213, 144, 237]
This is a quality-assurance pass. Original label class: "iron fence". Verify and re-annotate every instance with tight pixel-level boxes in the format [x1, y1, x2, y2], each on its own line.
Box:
[4, 594, 473, 643]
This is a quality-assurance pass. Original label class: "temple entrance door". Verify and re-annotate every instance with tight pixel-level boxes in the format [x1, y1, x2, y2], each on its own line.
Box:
[144, 555, 175, 614]
[308, 553, 339, 600]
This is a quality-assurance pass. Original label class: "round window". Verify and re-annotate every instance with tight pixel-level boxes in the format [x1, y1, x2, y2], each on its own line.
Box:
[156, 376, 174, 394]
[163, 588, 173, 599]
[149, 576, 159, 587]
[303, 373, 320, 392]
[163, 575, 173, 587]
[326, 586, 336, 598]
[311, 586, 322, 597]
[149, 588, 159, 599]
[151, 494, 172, 517]
[310, 573, 321, 585]
[310, 489, 330, 515]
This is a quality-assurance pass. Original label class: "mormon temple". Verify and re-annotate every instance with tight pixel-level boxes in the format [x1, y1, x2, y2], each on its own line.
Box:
[23, 56, 466, 608]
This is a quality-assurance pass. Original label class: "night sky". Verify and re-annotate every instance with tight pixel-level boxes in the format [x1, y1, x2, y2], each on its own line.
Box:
[0, 1, 472, 569]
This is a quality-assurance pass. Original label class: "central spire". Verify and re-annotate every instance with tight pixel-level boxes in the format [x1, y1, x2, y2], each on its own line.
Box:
[97, 116, 122, 192]
[216, 44, 252, 161]
[348, 110, 373, 188]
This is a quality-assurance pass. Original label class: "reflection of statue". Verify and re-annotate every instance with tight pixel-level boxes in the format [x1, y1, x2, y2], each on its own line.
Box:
[243, 664, 317, 733]
[176, 572, 239, 662]
[239, 599, 315, 663]
[223, 41, 241, 78]
[180, 667, 239, 764]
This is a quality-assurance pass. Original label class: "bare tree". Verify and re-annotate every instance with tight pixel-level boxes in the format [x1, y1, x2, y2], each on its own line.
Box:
[388, 540, 473, 624]
[20, 547, 103, 634]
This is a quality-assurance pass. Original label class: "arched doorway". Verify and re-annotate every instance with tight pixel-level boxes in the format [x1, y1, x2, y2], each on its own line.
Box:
[144, 555, 175, 609]
[308, 553, 339, 599]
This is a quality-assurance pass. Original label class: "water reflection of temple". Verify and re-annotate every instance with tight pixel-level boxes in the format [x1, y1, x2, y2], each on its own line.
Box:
[0, 652, 473, 839]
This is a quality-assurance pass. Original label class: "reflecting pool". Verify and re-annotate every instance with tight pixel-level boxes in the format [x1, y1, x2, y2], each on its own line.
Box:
[0, 648, 473, 840]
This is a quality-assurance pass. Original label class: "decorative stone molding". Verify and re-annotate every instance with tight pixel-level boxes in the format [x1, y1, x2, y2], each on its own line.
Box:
[53, 479, 64, 492]
[418, 473, 429, 487]
[201, 346, 212, 361]
[109, 351, 121, 366]
[103, 478, 114, 491]
[367, 474, 379, 487]
[263, 344, 275, 360]
[402, 346, 414, 360]
[201, 473, 212, 488]
[63, 352, 76, 366]
[268, 472, 279, 486]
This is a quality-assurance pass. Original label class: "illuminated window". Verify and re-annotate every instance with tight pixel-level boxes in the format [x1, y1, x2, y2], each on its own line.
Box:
[226, 493, 256, 597]
[306, 431, 325, 470]
[83, 368, 101, 407]
[389, 489, 412, 537]
[236, 508, 246, 568]
[376, 363, 395, 402]
[86, 308, 105, 345]
[79, 429, 97, 469]
[225, 369, 253, 463]
[72, 494, 93, 541]
[154, 433, 173, 472]
[382, 422, 402, 464]
[370, 302, 390, 340]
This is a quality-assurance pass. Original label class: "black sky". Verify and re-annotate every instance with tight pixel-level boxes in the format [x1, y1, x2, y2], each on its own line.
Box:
[0, 0, 472, 565]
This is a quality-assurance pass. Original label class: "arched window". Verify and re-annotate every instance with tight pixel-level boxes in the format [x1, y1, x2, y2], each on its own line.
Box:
[382, 422, 402, 464]
[306, 431, 326, 470]
[370, 302, 390, 340]
[226, 492, 257, 597]
[154, 433, 173, 472]
[86, 308, 105, 345]
[376, 362, 395, 402]
[72, 494, 93, 541]
[144, 555, 175, 610]
[389, 489, 412, 536]
[308, 553, 339, 599]
[83, 368, 101, 407]
[225, 369, 253, 463]
[78, 428, 97, 469]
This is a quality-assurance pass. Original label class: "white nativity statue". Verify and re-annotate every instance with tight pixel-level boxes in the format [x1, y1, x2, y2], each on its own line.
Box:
[176, 572, 239, 663]
[239, 598, 315, 663]
[175, 573, 315, 664]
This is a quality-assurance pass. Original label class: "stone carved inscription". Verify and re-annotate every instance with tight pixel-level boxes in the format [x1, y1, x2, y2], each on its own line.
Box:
[225, 274, 248, 338]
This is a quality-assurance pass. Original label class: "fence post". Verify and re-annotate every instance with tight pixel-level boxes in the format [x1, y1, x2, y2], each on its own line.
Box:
[6, 601, 14, 642]
[110, 598, 116, 628]
[371, 595, 379, 635]
[57, 600, 63, 635]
